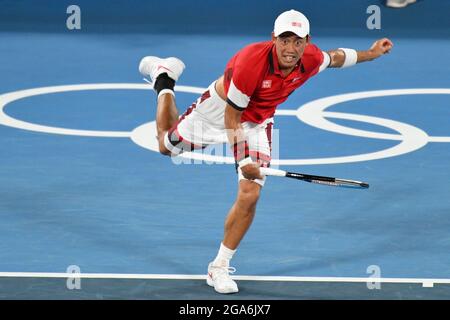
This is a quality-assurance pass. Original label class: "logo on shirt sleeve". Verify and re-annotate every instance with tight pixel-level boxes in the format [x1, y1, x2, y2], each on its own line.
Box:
[262, 80, 272, 89]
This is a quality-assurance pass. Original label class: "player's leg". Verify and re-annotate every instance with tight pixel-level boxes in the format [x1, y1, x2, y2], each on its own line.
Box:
[139, 56, 185, 155]
[207, 179, 261, 294]
[207, 120, 273, 294]
[222, 119, 272, 250]
[155, 93, 179, 155]
[223, 180, 261, 250]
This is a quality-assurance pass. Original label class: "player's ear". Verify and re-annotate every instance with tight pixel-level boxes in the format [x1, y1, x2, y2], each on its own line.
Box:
[306, 35, 311, 43]
[271, 32, 276, 43]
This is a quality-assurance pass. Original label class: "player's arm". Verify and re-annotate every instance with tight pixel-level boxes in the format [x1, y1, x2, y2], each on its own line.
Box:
[224, 105, 262, 180]
[320, 38, 393, 71]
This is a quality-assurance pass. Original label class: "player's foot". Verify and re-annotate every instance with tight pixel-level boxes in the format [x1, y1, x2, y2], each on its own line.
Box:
[139, 56, 185, 86]
[386, 0, 416, 8]
[206, 262, 239, 294]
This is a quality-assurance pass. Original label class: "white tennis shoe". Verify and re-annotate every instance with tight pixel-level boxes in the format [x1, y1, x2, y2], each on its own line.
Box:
[138, 56, 185, 85]
[206, 262, 239, 294]
[386, 0, 416, 8]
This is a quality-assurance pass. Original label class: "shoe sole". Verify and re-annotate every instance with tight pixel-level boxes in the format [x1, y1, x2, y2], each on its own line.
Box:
[139, 56, 185, 82]
[206, 276, 239, 294]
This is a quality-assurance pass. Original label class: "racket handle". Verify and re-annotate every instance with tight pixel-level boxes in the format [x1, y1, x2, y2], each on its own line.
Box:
[260, 167, 287, 177]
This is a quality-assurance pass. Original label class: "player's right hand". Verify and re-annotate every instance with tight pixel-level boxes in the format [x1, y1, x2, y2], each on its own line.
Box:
[240, 163, 263, 180]
[370, 38, 394, 57]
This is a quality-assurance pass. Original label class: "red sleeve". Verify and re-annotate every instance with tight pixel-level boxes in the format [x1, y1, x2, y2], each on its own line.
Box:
[302, 43, 324, 77]
[225, 44, 267, 111]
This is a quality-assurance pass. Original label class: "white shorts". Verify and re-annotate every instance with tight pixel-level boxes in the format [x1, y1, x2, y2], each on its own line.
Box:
[164, 81, 273, 187]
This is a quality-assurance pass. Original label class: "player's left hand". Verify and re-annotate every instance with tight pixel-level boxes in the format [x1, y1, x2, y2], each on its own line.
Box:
[369, 38, 394, 58]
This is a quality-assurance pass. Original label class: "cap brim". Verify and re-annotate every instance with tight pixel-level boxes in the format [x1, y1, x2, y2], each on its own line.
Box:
[275, 28, 308, 38]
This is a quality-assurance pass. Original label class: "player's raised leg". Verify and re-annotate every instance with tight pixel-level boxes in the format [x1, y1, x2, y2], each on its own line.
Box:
[139, 56, 185, 155]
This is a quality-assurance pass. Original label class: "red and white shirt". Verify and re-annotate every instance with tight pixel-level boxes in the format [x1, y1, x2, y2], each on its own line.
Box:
[223, 41, 324, 123]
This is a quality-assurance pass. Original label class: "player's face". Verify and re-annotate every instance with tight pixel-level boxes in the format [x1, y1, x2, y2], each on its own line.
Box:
[273, 33, 308, 71]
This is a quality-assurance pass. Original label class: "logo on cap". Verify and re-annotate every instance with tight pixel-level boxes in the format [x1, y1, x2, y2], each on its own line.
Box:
[291, 22, 302, 27]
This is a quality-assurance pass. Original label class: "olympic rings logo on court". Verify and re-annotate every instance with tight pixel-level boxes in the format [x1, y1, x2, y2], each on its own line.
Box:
[0, 84, 449, 166]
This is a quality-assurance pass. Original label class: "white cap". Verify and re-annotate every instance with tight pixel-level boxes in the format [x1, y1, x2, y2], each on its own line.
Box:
[273, 9, 310, 38]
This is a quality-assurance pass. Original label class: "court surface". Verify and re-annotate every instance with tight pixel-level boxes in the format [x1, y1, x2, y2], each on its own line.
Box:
[0, 0, 449, 299]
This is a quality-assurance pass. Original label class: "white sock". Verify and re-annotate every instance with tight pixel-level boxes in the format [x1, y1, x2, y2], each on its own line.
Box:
[213, 243, 236, 267]
[157, 89, 175, 99]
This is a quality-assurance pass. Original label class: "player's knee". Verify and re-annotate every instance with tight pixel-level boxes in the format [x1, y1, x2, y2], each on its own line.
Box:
[238, 182, 261, 207]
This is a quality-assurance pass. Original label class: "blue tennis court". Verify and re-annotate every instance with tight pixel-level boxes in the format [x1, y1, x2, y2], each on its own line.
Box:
[0, 0, 449, 299]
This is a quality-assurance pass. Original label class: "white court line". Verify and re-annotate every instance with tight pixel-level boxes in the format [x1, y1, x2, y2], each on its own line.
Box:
[274, 109, 297, 116]
[0, 272, 448, 288]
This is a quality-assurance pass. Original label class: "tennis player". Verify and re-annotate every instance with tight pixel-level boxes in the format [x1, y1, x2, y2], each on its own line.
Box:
[139, 9, 393, 294]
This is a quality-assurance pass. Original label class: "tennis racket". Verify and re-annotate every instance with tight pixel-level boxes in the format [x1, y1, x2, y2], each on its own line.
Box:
[260, 167, 369, 189]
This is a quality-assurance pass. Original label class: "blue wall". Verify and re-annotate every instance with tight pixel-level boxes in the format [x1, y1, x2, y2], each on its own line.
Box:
[0, 0, 449, 37]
